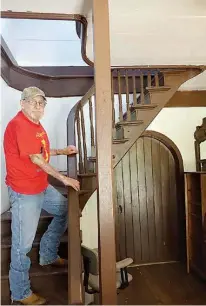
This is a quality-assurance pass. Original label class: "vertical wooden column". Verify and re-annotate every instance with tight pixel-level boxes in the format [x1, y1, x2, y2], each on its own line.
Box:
[67, 117, 83, 304]
[93, 0, 117, 304]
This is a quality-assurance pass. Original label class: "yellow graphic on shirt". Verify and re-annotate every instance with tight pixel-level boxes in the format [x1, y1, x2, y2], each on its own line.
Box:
[36, 132, 46, 138]
[41, 139, 49, 162]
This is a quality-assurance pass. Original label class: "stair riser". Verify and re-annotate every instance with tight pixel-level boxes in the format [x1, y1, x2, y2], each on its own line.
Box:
[1, 273, 68, 305]
[121, 125, 143, 139]
[1, 218, 52, 239]
[1, 242, 68, 277]
[87, 161, 96, 173]
[1, 279, 10, 305]
[80, 178, 97, 192]
[48, 176, 65, 188]
[116, 127, 124, 140]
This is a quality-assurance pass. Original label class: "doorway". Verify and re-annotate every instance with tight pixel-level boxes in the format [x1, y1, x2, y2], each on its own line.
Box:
[114, 130, 185, 265]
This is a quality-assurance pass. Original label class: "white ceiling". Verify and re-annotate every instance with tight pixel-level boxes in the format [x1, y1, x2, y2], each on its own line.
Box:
[86, 0, 206, 66]
[1, 19, 87, 66]
[2, 0, 206, 65]
[1, 0, 206, 88]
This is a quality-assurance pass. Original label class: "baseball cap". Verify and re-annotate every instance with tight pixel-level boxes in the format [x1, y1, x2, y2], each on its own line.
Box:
[21, 87, 46, 101]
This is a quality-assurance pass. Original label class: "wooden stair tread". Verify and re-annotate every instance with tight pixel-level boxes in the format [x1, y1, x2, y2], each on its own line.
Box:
[1, 209, 53, 222]
[116, 120, 144, 127]
[131, 104, 158, 110]
[79, 189, 92, 195]
[146, 86, 171, 92]
[58, 171, 97, 177]
[1, 233, 68, 248]
[54, 186, 92, 196]
[1, 261, 68, 280]
[88, 157, 96, 162]
[113, 138, 129, 144]
[160, 69, 189, 74]
[77, 173, 97, 177]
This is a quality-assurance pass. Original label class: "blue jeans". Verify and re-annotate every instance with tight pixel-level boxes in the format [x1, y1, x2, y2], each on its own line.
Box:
[8, 184, 68, 301]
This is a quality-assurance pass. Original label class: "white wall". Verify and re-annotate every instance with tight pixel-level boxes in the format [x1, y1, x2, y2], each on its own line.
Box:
[180, 71, 206, 91]
[0, 78, 80, 213]
[148, 108, 206, 171]
[80, 191, 98, 249]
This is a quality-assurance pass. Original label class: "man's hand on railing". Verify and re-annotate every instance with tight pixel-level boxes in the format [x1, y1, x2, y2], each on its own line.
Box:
[62, 176, 80, 191]
[63, 145, 78, 156]
[50, 145, 78, 156]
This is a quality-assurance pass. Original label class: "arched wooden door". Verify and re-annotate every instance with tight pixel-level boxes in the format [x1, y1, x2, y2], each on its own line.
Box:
[114, 131, 185, 265]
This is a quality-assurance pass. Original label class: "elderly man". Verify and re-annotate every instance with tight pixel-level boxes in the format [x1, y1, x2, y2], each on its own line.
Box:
[3, 87, 80, 305]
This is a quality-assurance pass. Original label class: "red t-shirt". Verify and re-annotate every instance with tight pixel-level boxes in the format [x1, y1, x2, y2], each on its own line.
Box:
[4, 111, 50, 194]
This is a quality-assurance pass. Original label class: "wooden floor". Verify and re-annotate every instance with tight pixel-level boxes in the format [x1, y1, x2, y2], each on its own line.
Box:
[2, 263, 206, 305]
[118, 263, 206, 305]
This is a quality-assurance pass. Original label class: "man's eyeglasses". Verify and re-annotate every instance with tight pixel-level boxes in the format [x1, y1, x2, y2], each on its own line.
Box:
[26, 99, 47, 108]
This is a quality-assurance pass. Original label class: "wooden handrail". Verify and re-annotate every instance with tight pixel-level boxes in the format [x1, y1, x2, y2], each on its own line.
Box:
[66, 85, 95, 304]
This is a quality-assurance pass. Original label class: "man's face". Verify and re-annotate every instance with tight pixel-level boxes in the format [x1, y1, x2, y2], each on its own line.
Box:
[21, 95, 46, 122]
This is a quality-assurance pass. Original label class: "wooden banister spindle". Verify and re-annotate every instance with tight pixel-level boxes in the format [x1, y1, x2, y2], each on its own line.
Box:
[132, 72, 137, 106]
[118, 70, 123, 121]
[80, 107, 88, 173]
[140, 72, 145, 104]
[89, 97, 95, 151]
[125, 70, 131, 121]
[76, 111, 83, 173]
[155, 72, 159, 87]
[111, 72, 116, 129]
[147, 72, 152, 87]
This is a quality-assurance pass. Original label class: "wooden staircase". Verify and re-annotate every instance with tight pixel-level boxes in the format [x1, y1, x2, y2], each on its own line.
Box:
[66, 67, 204, 209]
[64, 66, 204, 303]
[1, 66, 204, 304]
[1, 210, 69, 305]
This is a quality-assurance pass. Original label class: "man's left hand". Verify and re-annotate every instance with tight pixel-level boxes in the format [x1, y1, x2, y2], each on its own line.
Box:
[64, 145, 78, 156]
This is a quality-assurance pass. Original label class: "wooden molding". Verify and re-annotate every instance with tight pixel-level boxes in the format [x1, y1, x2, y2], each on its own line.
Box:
[143, 130, 184, 173]
[167, 91, 206, 107]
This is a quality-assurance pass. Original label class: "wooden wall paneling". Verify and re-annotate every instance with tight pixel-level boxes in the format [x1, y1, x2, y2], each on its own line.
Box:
[184, 173, 191, 273]
[122, 152, 134, 259]
[151, 139, 164, 261]
[113, 170, 120, 262]
[160, 143, 170, 261]
[185, 173, 206, 278]
[115, 132, 184, 265]
[129, 142, 142, 262]
[136, 137, 149, 262]
[114, 162, 126, 260]
[115, 161, 126, 259]
[168, 152, 179, 260]
[144, 137, 156, 261]
[201, 174, 206, 273]
[201, 174, 206, 223]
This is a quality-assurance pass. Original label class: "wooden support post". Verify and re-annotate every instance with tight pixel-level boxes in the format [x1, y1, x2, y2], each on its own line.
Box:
[93, 0, 117, 304]
[67, 120, 83, 304]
